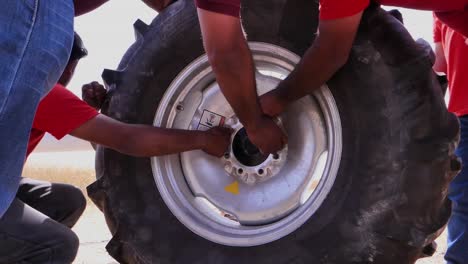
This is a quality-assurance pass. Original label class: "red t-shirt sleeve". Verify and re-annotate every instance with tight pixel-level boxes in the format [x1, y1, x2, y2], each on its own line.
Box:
[433, 15, 443, 43]
[33, 84, 99, 140]
[195, 0, 240, 17]
[319, 0, 370, 20]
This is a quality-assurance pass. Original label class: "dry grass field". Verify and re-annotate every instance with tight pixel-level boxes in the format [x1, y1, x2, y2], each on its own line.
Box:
[22, 166, 95, 200]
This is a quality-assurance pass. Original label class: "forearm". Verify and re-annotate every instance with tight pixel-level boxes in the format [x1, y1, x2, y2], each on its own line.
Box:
[209, 40, 263, 129]
[74, 0, 109, 16]
[114, 125, 206, 157]
[275, 37, 348, 103]
[71, 115, 207, 157]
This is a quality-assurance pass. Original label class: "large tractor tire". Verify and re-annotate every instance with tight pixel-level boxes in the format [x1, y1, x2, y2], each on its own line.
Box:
[88, 0, 460, 263]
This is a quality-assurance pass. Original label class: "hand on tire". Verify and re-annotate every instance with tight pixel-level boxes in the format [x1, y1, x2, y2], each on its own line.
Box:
[246, 115, 287, 154]
[202, 127, 233, 157]
[82, 81, 107, 110]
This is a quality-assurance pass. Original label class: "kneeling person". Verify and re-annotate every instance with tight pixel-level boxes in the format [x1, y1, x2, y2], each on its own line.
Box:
[0, 32, 231, 264]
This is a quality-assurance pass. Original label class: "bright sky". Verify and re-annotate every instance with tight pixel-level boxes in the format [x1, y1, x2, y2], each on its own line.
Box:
[69, 1, 434, 96]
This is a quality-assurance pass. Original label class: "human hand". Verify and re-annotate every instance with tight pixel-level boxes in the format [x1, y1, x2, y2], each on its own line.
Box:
[201, 127, 233, 157]
[82, 81, 107, 110]
[246, 115, 287, 154]
[259, 90, 288, 118]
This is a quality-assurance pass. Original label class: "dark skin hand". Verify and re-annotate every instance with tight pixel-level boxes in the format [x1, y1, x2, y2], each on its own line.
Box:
[260, 12, 363, 117]
[82, 81, 107, 110]
[197, 9, 287, 154]
[79, 82, 232, 157]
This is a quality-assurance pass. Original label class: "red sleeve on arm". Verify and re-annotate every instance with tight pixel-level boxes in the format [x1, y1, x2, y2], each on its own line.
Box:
[33, 84, 99, 140]
[319, 0, 370, 20]
[433, 14, 443, 43]
[195, 0, 240, 17]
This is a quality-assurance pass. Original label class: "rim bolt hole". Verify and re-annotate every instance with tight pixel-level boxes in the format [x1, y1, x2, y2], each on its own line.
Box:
[273, 153, 280, 160]
[258, 169, 264, 175]
[176, 104, 184, 111]
[237, 168, 244, 175]
[224, 153, 230, 159]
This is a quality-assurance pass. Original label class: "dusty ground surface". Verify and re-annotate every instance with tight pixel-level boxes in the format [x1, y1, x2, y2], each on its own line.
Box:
[417, 231, 447, 264]
[73, 205, 116, 264]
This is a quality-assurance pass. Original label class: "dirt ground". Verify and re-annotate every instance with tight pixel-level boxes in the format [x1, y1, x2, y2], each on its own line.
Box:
[73, 205, 116, 264]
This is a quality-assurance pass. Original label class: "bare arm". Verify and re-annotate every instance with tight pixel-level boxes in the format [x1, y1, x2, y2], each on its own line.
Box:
[197, 9, 286, 153]
[69, 114, 231, 157]
[433, 42, 447, 74]
[261, 13, 363, 116]
[197, 9, 262, 129]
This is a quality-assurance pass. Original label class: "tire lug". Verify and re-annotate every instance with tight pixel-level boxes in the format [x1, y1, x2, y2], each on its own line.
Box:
[133, 19, 150, 40]
[101, 69, 123, 88]
[450, 157, 462, 171]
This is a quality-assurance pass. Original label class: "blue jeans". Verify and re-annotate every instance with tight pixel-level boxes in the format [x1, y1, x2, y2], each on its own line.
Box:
[0, 0, 74, 217]
[446, 115, 468, 264]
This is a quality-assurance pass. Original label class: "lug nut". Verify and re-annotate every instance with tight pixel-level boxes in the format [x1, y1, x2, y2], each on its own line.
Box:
[224, 164, 232, 173]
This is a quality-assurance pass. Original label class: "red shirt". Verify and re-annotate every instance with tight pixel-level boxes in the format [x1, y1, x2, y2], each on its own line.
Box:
[195, 0, 468, 37]
[319, 0, 468, 38]
[27, 84, 99, 157]
[434, 17, 468, 117]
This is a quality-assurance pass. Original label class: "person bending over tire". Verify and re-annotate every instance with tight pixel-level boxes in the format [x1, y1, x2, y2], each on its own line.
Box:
[192, 0, 467, 128]
[433, 15, 468, 264]
[0, 32, 231, 264]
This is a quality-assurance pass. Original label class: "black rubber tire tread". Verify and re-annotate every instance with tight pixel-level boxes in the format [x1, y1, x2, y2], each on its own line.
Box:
[88, 1, 460, 263]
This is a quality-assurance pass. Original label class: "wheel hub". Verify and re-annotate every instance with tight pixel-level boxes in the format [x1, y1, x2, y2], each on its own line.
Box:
[223, 119, 287, 185]
[232, 128, 265, 166]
